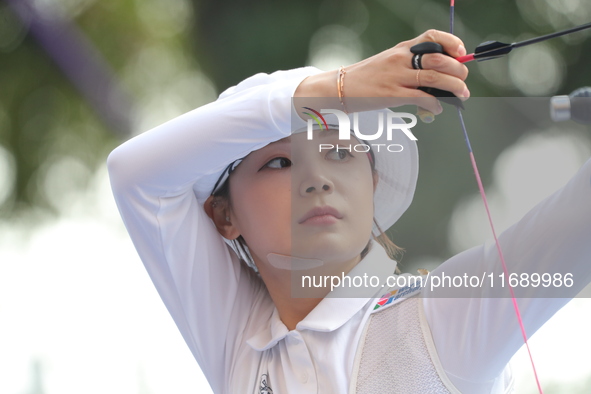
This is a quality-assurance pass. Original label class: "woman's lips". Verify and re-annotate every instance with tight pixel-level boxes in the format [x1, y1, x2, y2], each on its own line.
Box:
[298, 206, 343, 225]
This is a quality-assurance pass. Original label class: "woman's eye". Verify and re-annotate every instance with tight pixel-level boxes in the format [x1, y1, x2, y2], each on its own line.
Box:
[264, 157, 292, 169]
[326, 148, 353, 161]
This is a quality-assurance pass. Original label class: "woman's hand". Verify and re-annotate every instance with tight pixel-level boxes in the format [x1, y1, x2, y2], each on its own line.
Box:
[295, 29, 469, 116]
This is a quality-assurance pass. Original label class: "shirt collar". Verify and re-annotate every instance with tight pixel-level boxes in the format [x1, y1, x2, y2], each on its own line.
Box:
[247, 241, 397, 351]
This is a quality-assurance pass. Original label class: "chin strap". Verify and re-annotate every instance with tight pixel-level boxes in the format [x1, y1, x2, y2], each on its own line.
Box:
[266, 253, 324, 270]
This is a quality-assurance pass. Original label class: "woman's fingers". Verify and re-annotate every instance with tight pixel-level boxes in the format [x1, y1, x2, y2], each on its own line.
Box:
[411, 29, 466, 58]
[390, 90, 444, 115]
[402, 30, 470, 102]
[419, 52, 469, 80]
[406, 68, 470, 99]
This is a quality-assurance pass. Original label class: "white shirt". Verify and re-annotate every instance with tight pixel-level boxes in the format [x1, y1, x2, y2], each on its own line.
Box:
[107, 66, 591, 393]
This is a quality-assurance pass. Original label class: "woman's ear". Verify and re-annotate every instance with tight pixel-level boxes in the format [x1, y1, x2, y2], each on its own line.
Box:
[204, 195, 241, 240]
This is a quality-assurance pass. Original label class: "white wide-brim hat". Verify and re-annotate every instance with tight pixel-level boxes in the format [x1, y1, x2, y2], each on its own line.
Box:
[199, 67, 419, 234]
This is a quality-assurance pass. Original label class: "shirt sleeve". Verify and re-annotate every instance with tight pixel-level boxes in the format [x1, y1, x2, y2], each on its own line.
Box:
[422, 157, 591, 393]
[106, 66, 322, 393]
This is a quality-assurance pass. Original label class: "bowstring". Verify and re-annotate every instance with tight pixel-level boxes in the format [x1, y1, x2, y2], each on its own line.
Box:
[449, 3, 544, 393]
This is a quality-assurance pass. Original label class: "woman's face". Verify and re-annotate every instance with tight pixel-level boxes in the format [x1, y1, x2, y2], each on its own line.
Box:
[228, 129, 376, 269]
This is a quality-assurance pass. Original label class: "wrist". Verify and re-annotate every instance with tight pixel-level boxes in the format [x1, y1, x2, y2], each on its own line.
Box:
[293, 69, 347, 121]
[294, 70, 339, 98]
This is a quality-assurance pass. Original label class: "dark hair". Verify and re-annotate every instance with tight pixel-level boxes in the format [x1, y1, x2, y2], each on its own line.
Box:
[212, 147, 403, 274]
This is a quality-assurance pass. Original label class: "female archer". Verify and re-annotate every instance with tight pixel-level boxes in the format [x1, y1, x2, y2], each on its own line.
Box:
[107, 29, 591, 393]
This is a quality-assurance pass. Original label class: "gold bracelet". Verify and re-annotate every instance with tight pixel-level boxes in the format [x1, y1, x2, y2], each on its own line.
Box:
[337, 66, 348, 113]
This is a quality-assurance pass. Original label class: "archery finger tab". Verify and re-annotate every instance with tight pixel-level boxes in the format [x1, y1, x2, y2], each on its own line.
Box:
[410, 42, 465, 109]
[410, 42, 445, 55]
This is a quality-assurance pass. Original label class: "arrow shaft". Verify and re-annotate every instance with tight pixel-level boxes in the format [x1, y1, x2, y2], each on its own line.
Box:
[513, 21, 591, 48]
[456, 53, 475, 63]
[456, 21, 591, 63]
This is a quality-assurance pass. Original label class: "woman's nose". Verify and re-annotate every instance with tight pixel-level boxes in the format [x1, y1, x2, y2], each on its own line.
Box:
[293, 139, 335, 197]
[299, 176, 334, 196]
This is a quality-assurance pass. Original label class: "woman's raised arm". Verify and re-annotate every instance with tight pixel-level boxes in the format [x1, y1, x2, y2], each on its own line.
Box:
[106, 66, 322, 393]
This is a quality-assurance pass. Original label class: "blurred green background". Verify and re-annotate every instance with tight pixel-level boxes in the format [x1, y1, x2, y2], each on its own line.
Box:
[1, 0, 590, 393]
[2, 0, 590, 260]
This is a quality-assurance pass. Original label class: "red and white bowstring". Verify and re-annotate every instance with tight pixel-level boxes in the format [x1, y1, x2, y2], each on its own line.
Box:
[449, 3, 544, 393]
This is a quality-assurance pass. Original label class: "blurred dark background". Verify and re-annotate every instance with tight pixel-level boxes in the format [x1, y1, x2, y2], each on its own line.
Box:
[1, 0, 590, 264]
